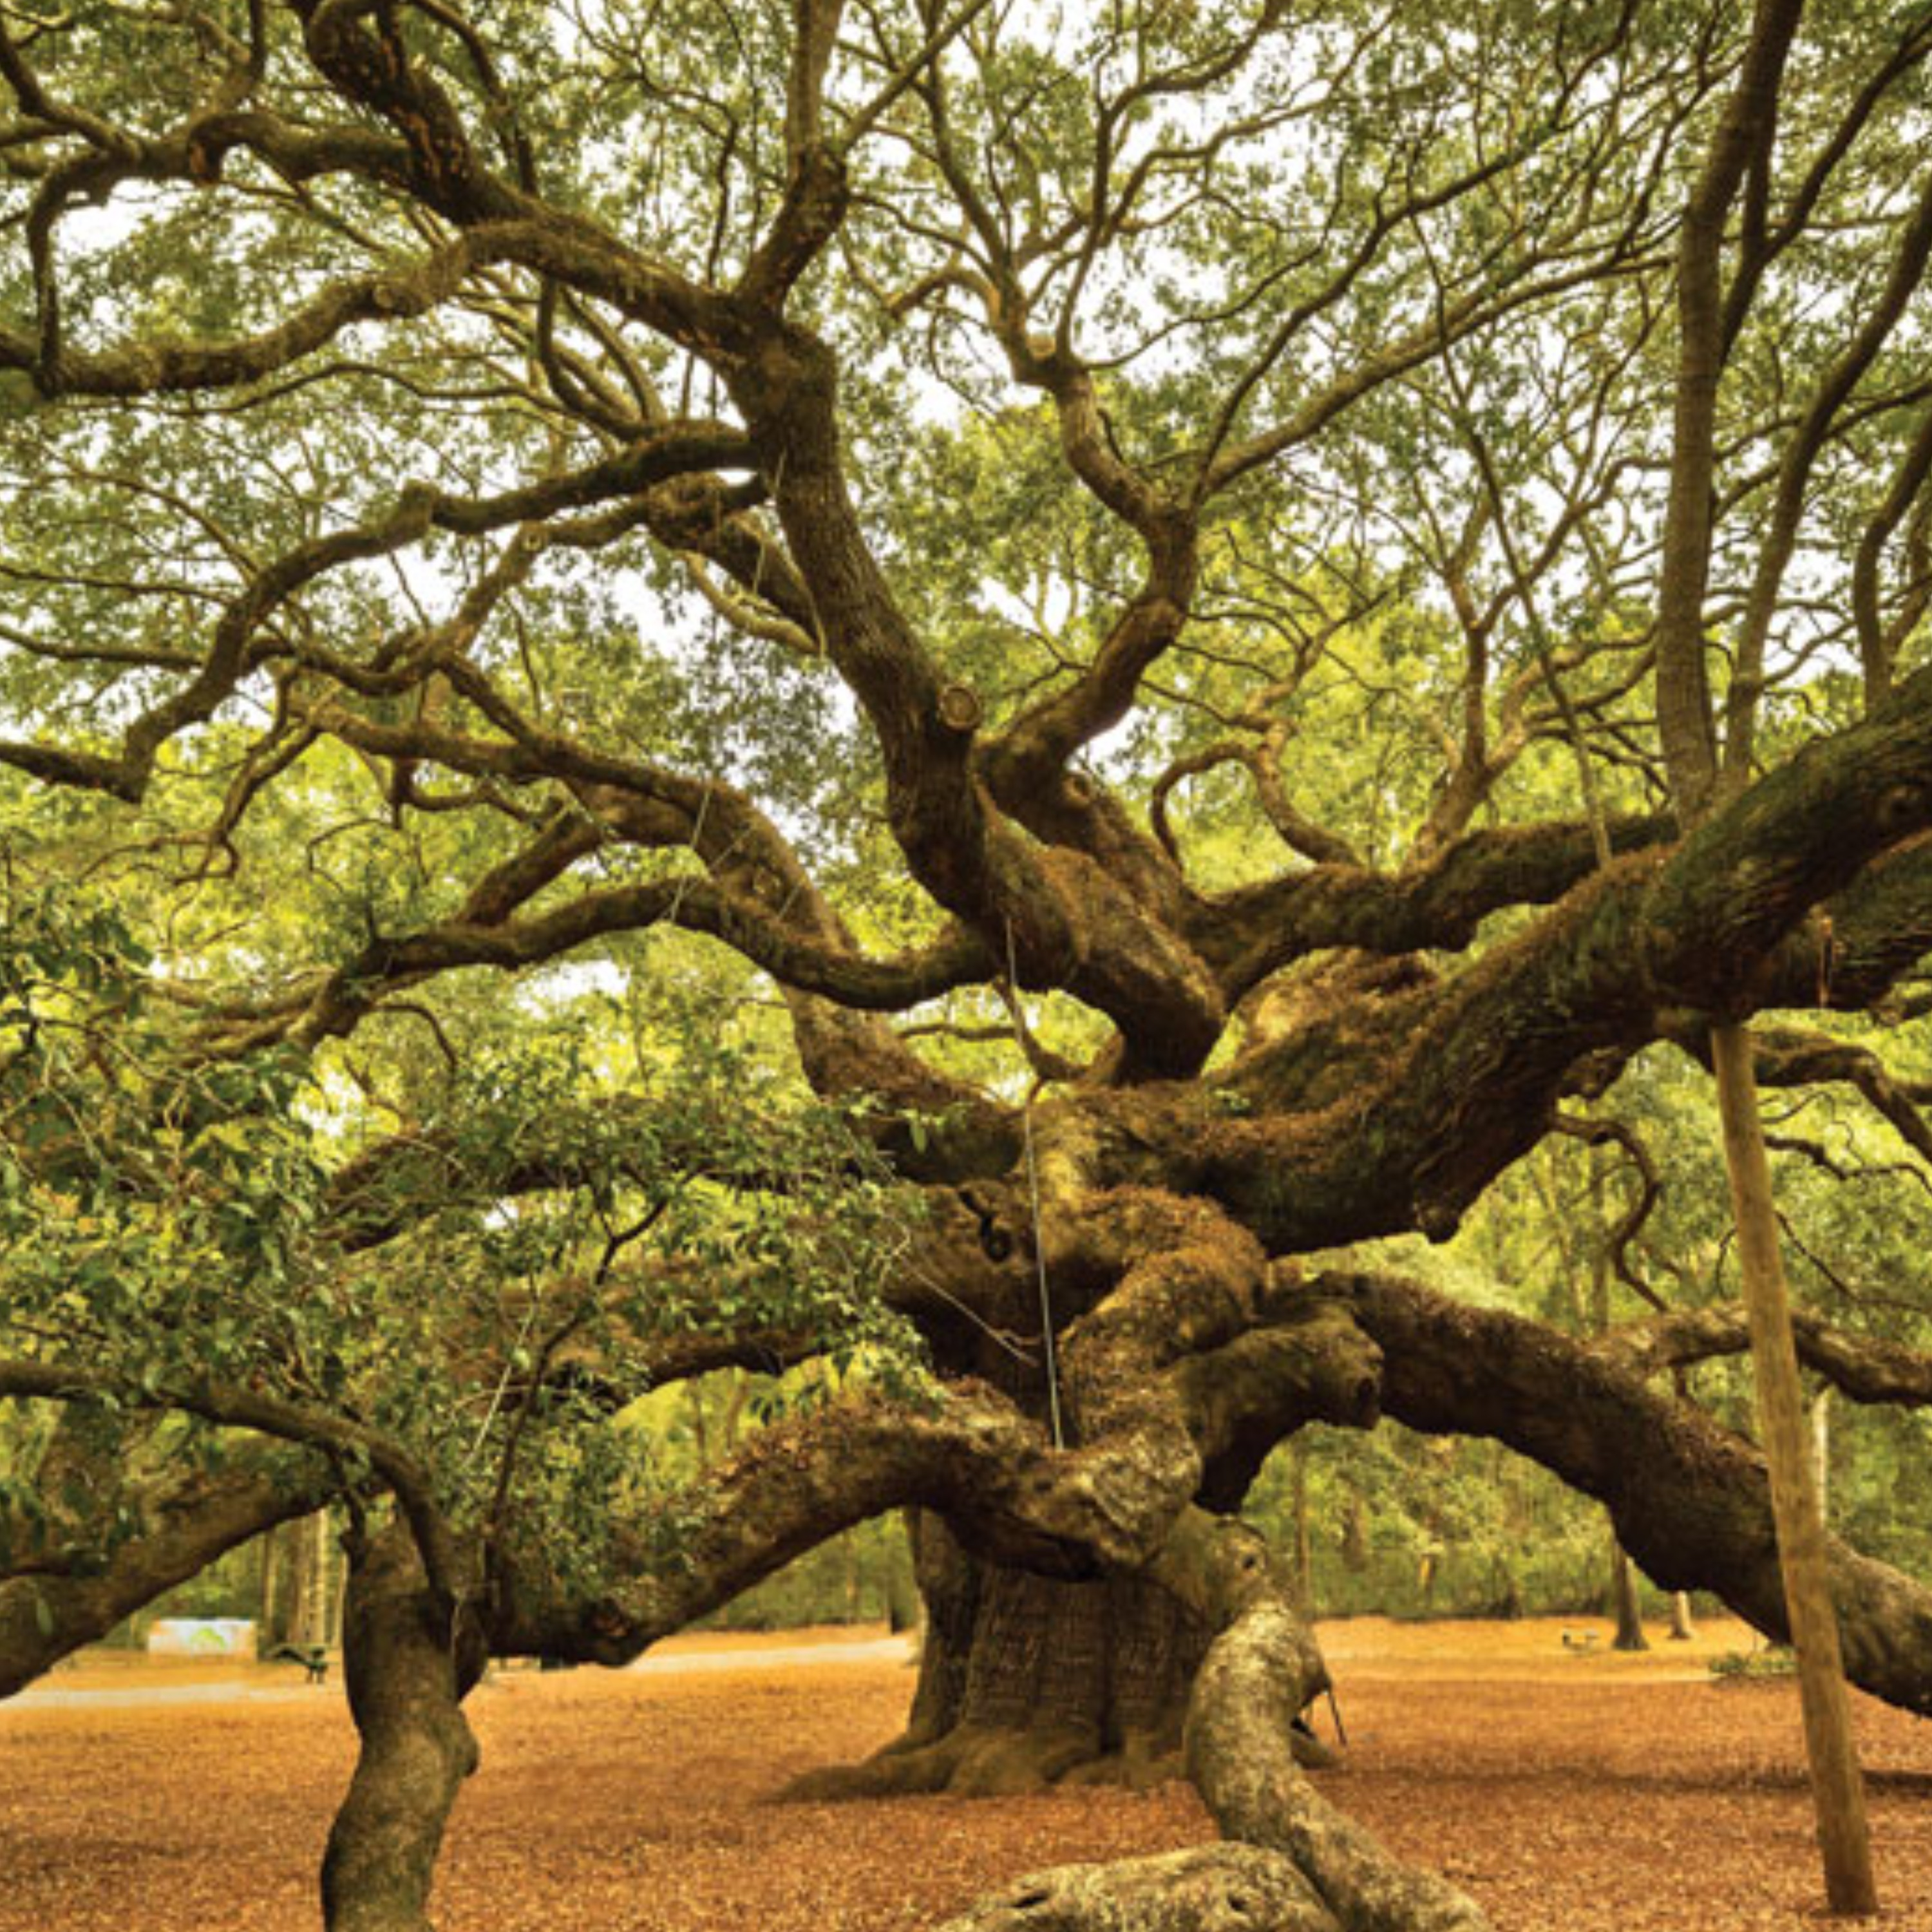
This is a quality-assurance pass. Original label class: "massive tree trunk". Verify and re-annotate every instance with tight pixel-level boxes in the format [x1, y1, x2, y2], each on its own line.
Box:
[938, 1512, 1486, 1932]
[791, 1513, 1211, 1797]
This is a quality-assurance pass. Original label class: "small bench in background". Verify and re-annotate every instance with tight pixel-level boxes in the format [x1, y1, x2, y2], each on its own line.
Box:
[264, 1642, 329, 1684]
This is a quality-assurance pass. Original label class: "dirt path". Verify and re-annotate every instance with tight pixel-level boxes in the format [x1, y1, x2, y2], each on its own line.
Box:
[4, 1618, 1931, 1929]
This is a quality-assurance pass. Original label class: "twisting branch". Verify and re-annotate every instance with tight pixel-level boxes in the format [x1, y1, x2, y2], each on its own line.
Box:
[0, 1357, 469, 1613]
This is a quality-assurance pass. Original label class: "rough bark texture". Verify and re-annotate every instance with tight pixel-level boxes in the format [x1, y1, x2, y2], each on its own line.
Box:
[920, 1511, 1493, 1932]
[790, 1515, 1209, 1797]
[1709, 1022, 1875, 1913]
[9, 18, 1932, 1932]
[1157, 1511, 1489, 1932]
[1608, 1536, 1649, 1653]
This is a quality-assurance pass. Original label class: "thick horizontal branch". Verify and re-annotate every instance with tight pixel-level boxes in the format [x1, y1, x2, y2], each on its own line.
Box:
[1108, 663, 1932, 1249]
[1665, 1011, 1932, 1166]
[491, 1383, 1132, 1658]
[4, 232, 483, 397]
[1341, 1269, 1932, 1716]
[496, 1213, 1385, 1662]
[258, 879, 992, 1048]
[0, 1446, 323, 1698]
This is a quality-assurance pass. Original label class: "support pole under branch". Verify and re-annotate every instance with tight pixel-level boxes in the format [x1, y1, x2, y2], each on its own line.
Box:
[1710, 1020, 1877, 1917]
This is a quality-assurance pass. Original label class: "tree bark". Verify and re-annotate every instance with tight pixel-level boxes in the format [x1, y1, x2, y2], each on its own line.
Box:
[935, 1510, 1488, 1932]
[938, 1844, 1341, 1931]
[321, 1526, 484, 1932]
[1814, 1387, 1834, 1519]
[296, 1508, 336, 1652]
[260, 1522, 289, 1647]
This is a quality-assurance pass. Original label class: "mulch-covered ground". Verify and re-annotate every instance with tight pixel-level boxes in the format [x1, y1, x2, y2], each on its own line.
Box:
[5, 1616, 1932, 1929]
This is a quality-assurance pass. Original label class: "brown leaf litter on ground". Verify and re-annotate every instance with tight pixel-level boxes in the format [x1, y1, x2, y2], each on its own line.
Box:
[3, 1616, 1931, 1930]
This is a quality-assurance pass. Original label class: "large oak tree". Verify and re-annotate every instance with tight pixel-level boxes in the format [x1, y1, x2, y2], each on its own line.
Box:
[6, 3, 1932, 1927]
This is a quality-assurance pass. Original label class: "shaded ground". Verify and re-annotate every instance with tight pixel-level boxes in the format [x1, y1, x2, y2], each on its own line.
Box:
[4, 1617, 1931, 1929]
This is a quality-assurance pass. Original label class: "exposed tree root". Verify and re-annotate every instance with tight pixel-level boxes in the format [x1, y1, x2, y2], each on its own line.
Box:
[785, 1718, 1133, 1799]
[929, 1509, 1486, 1932]
[934, 1844, 1341, 1931]
[1161, 1515, 1488, 1932]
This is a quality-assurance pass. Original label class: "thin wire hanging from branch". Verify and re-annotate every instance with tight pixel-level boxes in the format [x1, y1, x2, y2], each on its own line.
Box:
[1006, 920, 1065, 1451]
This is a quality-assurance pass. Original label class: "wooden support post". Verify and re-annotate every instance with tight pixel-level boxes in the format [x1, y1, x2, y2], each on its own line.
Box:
[1710, 1021, 1877, 1916]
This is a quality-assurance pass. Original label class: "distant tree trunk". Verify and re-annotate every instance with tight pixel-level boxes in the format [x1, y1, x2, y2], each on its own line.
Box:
[1490, 1443, 1525, 1618]
[325, 1529, 347, 1651]
[1663, 1370, 1699, 1642]
[1418, 1544, 1441, 1611]
[1341, 1490, 1370, 1575]
[842, 1530, 862, 1622]
[718, 1372, 750, 1457]
[258, 1522, 287, 1644]
[293, 1510, 334, 1652]
[876, 1513, 920, 1632]
[1607, 1528, 1649, 1652]
[1291, 1446, 1315, 1613]
[685, 1381, 711, 1472]
[685, 1372, 750, 1473]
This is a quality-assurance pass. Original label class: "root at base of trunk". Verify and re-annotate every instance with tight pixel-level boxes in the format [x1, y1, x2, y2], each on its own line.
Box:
[788, 1515, 1325, 1799]
[781, 1716, 1340, 1801]
[781, 1717, 1186, 1799]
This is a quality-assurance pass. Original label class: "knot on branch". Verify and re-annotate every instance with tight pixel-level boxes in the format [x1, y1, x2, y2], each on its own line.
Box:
[938, 682, 984, 736]
[184, 128, 227, 189]
[957, 1181, 1021, 1262]
[1876, 782, 1932, 838]
[393, 482, 440, 540]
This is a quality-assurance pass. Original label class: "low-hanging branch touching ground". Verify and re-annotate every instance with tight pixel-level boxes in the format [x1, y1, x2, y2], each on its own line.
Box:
[8, 5, 1932, 1929]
